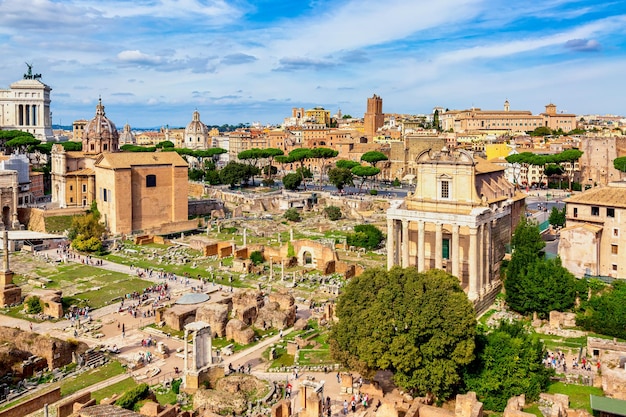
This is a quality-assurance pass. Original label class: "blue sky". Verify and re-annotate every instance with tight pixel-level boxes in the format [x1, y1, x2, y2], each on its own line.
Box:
[0, 0, 625, 128]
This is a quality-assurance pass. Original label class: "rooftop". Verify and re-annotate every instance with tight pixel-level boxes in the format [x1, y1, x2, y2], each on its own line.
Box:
[565, 182, 626, 209]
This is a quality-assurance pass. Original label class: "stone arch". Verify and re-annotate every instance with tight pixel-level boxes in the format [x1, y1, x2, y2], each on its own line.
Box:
[303, 251, 313, 265]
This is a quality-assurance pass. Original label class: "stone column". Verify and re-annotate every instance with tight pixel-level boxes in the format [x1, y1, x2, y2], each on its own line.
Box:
[11, 185, 18, 228]
[192, 330, 198, 370]
[485, 221, 492, 290]
[452, 224, 460, 278]
[435, 223, 443, 269]
[269, 257, 274, 279]
[387, 218, 395, 270]
[401, 219, 410, 268]
[290, 228, 294, 242]
[281, 260, 285, 280]
[184, 329, 189, 372]
[478, 224, 484, 296]
[243, 228, 247, 247]
[468, 227, 479, 300]
[417, 221, 425, 272]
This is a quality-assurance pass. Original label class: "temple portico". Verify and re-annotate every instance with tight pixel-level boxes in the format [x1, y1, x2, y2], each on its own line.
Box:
[386, 148, 526, 309]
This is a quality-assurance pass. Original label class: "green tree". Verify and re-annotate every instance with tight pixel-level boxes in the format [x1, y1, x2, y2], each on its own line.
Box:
[346, 224, 384, 250]
[62, 141, 83, 151]
[26, 296, 43, 314]
[324, 206, 342, 221]
[282, 173, 302, 191]
[360, 151, 388, 167]
[351, 165, 380, 192]
[328, 167, 354, 191]
[433, 109, 440, 131]
[6, 135, 41, 153]
[309, 147, 338, 184]
[505, 219, 576, 317]
[613, 156, 626, 173]
[68, 205, 106, 254]
[463, 321, 553, 411]
[548, 206, 566, 227]
[250, 251, 264, 265]
[336, 159, 360, 170]
[577, 281, 626, 340]
[553, 149, 583, 190]
[284, 208, 301, 222]
[262, 148, 284, 182]
[287, 148, 313, 190]
[330, 267, 476, 401]
[219, 161, 248, 188]
[156, 140, 175, 148]
[529, 126, 552, 137]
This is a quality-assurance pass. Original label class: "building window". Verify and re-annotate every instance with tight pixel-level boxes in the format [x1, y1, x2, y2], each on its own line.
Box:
[607, 207, 615, 218]
[591, 206, 599, 216]
[70, 197, 73, 203]
[573, 207, 578, 218]
[103, 189, 108, 202]
[611, 244, 618, 255]
[613, 264, 618, 271]
[442, 239, 450, 260]
[69, 185, 73, 191]
[614, 228, 619, 237]
[82, 184, 87, 193]
[441, 180, 450, 199]
[146, 174, 157, 188]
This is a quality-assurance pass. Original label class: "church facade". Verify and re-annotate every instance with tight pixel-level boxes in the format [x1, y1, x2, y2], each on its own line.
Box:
[386, 148, 525, 307]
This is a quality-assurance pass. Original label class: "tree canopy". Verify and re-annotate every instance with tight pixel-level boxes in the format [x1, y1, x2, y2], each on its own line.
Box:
[68, 203, 106, 253]
[577, 281, 626, 340]
[346, 224, 384, 250]
[328, 167, 354, 191]
[463, 321, 553, 411]
[330, 267, 476, 401]
[351, 165, 380, 192]
[219, 161, 259, 187]
[360, 151, 388, 167]
[336, 159, 360, 170]
[614, 156, 626, 173]
[505, 218, 576, 317]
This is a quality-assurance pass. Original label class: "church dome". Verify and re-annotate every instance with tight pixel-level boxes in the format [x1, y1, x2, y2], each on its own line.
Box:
[82, 98, 119, 154]
[119, 123, 136, 145]
[185, 110, 208, 136]
[84, 98, 119, 142]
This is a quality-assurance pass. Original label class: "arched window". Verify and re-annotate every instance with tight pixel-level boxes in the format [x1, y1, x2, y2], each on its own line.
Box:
[146, 174, 156, 187]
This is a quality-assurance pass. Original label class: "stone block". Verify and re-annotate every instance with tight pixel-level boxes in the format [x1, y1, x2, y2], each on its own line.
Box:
[225, 319, 255, 345]
[196, 303, 229, 337]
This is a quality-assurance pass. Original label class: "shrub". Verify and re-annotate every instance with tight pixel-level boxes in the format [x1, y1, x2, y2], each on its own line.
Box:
[369, 189, 378, 195]
[346, 224, 384, 250]
[250, 251, 264, 265]
[324, 206, 342, 221]
[262, 178, 275, 186]
[26, 296, 43, 314]
[392, 178, 401, 187]
[172, 379, 182, 394]
[284, 208, 301, 222]
[115, 383, 149, 410]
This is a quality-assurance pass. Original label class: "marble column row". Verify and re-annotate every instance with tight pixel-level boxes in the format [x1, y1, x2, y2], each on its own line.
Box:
[387, 218, 492, 301]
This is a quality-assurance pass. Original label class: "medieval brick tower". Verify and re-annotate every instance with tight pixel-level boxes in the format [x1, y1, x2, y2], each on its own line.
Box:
[364, 94, 384, 139]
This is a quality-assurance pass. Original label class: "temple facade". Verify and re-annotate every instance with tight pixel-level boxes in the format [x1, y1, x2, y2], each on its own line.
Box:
[386, 148, 525, 307]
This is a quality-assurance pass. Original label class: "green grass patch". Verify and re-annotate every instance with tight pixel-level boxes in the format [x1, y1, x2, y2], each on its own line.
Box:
[522, 404, 542, 417]
[268, 346, 294, 368]
[45, 215, 77, 233]
[91, 377, 137, 403]
[60, 361, 126, 397]
[298, 349, 333, 366]
[545, 381, 603, 413]
[63, 276, 153, 310]
[146, 323, 185, 339]
[154, 385, 179, 405]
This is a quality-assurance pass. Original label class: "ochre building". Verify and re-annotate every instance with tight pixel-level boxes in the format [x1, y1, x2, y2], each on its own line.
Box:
[386, 148, 525, 308]
[94, 152, 189, 235]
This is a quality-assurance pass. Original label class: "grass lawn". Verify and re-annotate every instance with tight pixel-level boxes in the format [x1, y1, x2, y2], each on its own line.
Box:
[91, 377, 137, 403]
[154, 386, 178, 405]
[60, 361, 126, 396]
[545, 382, 603, 413]
[45, 215, 77, 233]
[63, 276, 154, 310]
[298, 349, 333, 366]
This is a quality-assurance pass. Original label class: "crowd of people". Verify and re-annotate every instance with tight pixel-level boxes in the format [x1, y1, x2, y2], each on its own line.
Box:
[544, 351, 600, 373]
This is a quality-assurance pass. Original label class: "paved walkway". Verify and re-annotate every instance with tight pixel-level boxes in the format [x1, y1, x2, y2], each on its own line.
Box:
[3, 248, 357, 414]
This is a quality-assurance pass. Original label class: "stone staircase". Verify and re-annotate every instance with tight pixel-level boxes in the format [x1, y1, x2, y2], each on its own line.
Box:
[83, 349, 107, 368]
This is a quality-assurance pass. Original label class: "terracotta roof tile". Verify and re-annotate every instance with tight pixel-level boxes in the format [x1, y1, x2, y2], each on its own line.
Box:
[565, 183, 626, 209]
